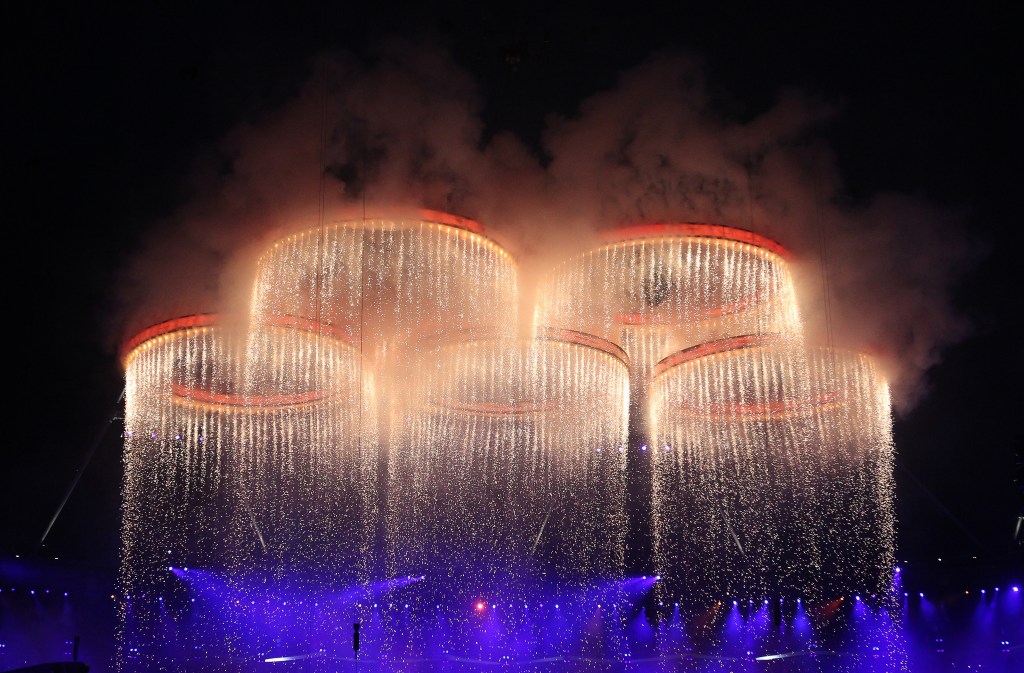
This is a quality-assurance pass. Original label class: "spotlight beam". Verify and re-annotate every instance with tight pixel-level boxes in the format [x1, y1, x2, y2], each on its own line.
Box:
[755, 651, 806, 661]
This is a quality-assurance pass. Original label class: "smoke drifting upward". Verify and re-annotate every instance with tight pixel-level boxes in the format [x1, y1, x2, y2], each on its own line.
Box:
[110, 39, 978, 413]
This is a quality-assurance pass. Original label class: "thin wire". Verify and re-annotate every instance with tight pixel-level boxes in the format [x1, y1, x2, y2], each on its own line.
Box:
[896, 459, 989, 554]
[37, 386, 126, 552]
[745, 130, 756, 233]
[813, 170, 836, 355]
[314, 82, 329, 334]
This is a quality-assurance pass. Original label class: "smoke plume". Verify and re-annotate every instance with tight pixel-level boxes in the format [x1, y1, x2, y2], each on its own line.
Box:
[109, 39, 979, 413]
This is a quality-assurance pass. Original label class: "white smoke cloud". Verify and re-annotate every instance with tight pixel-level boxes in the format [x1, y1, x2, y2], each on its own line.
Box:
[109, 40, 980, 413]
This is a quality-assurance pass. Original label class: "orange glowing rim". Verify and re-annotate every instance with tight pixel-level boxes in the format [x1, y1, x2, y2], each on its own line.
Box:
[417, 327, 630, 370]
[654, 334, 845, 420]
[120, 314, 221, 366]
[612, 289, 768, 326]
[258, 208, 510, 269]
[424, 329, 629, 417]
[598, 223, 790, 260]
[416, 209, 485, 235]
[170, 384, 333, 411]
[121, 313, 355, 411]
[653, 334, 783, 377]
[120, 314, 355, 366]
[676, 391, 843, 421]
[535, 327, 629, 368]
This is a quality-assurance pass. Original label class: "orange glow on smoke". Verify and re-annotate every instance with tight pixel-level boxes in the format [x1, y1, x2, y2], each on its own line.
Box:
[170, 384, 333, 410]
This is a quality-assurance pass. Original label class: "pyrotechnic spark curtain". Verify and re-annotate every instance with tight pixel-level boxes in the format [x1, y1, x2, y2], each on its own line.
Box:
[118, 215, 896, 671]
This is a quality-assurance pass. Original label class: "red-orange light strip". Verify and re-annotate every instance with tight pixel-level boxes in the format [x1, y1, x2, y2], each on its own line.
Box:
[536, 327, 630, 367]
[120, 313, 221, 365]
[262, 314, 359, 344]
[598, 223, 790, 259]
[613, 290, 765, 326]
[672, 391, 843, 421]
[654, 334, 783, 377]
[417, 209, 485, 235]
[427, 399, 557, 418]
[171, 383, 332, 409]
[121, 313, 352, 367]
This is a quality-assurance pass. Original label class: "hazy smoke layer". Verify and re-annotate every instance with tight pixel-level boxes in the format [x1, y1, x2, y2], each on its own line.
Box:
[110, 40, 978, 413]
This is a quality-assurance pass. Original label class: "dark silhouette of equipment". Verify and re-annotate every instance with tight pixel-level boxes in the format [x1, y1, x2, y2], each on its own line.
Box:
[353, 622, 361, 658]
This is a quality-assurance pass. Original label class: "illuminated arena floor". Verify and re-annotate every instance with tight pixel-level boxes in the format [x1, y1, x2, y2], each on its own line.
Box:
[3, 557, 1021, 673]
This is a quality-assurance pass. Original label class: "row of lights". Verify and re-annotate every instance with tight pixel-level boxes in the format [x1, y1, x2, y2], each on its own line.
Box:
[907, 586, 1020, 599]
[0, 587, 69, 596]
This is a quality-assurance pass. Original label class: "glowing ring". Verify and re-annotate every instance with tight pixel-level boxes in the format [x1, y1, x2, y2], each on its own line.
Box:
[120, 313, 220, 365]
[653, 334, 784, 377]
[257, 210, 512, 268]
[612, 288, 768, 326]
[540, 223, 793, 331]
[122, 313, 358, 412]
[416, 327, 629, 370]
[653, 334, 840, 421]
[534, 327, 629, 368]
[423, 331, 629, 418]
[598, 223, 790, 260]
[260, 314, 360, 345]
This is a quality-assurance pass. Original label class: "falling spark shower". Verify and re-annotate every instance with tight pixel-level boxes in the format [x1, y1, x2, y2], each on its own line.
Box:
[388, 329, 629, 593]
[648, 335, 895, 603]
[119, 313, 373, 662]
[118, 215, 898, 671]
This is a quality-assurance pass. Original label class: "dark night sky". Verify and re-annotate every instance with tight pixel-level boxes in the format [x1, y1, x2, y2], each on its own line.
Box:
[4, 1, 1021, 593]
